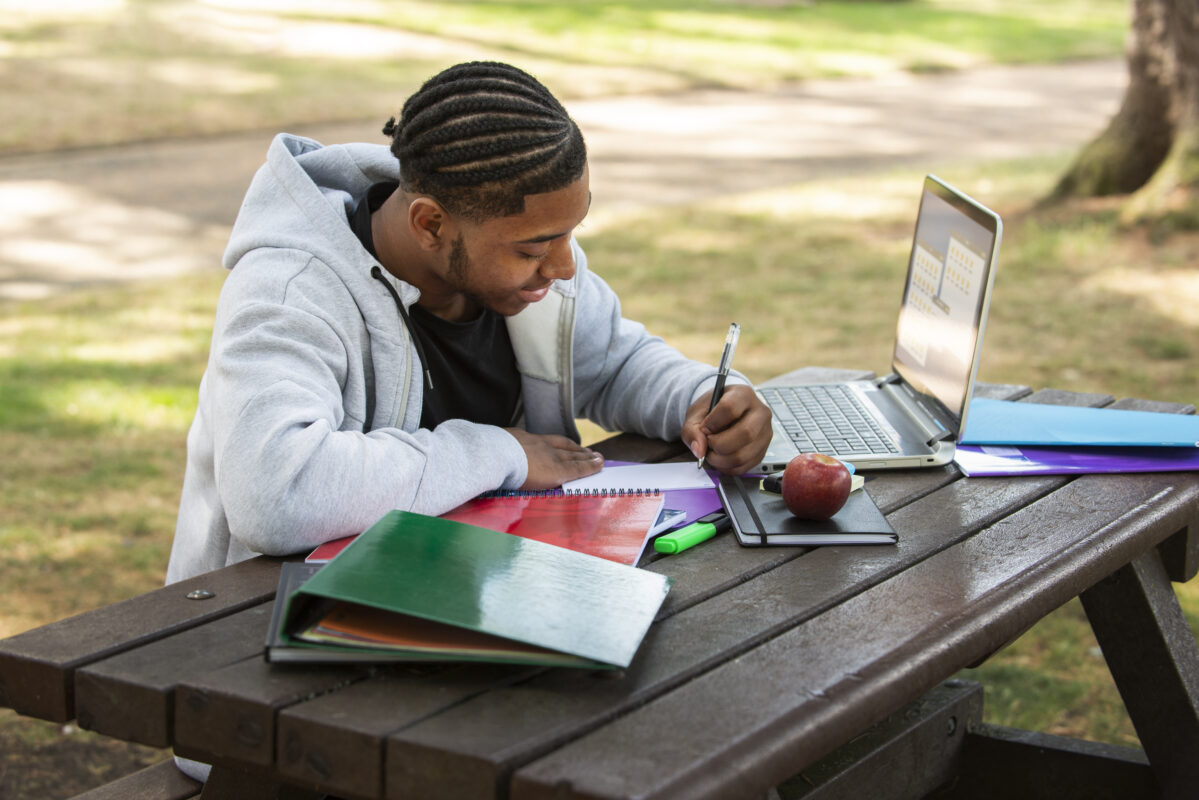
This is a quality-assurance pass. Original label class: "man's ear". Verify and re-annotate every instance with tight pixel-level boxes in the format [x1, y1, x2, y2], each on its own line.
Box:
[408, 197, 451, 251]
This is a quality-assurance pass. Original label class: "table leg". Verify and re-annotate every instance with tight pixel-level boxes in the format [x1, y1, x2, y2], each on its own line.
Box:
[774, 680, 982, 799]
[1080, 543, 1199, 799]
[1157, 526, 1199, 584]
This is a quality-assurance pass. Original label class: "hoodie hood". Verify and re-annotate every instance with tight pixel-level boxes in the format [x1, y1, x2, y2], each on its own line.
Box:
[224, 133, 419, 307]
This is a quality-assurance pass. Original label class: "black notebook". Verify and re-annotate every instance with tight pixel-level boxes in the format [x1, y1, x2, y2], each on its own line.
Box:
[717, 474, 897, 547]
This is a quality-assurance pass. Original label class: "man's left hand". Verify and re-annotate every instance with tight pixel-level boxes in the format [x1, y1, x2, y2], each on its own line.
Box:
[681, 384, 772, 475]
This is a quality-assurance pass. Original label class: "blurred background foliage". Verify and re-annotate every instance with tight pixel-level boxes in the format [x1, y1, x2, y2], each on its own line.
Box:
[3, 2, 1195, 797]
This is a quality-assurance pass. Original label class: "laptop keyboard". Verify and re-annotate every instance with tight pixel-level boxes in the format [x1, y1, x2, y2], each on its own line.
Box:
[761, 384, 898, 457]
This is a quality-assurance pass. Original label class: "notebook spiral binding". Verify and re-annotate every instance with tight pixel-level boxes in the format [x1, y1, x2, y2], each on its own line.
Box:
[482, 488, 662, 498]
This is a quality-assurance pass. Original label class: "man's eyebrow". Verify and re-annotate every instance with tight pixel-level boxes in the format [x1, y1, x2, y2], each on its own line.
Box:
[516, 192, 591, 244]
[516, 232, 566, 244]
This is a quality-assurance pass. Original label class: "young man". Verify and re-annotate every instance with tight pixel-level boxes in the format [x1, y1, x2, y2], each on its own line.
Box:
[166, 61, 772, 585]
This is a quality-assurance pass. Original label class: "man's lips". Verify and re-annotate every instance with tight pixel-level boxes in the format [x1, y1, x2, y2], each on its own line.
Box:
[519, 283, 552, 302]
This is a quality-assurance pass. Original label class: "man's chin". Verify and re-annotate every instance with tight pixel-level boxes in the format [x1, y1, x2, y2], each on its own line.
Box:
[480, 298, 526, 317]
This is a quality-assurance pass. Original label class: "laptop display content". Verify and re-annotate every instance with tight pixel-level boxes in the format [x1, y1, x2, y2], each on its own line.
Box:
[755, 174, 1003, 473]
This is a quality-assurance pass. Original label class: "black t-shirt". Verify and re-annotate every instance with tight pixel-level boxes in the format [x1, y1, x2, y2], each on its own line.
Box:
[349, 182, 522, 430]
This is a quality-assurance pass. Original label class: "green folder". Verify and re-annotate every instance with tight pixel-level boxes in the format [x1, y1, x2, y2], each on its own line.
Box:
[266, 510, 672, 669]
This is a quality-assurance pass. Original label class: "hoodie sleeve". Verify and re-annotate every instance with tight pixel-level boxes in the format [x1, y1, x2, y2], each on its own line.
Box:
[205, 252, 527, 557]
[569, 242, 749, 440]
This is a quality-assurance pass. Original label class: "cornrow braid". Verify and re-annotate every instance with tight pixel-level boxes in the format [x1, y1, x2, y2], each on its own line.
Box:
[383, 61, 587, 220]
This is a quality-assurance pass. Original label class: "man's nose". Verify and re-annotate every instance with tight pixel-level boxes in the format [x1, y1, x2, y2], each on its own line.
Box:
[540, 239, 576, 281]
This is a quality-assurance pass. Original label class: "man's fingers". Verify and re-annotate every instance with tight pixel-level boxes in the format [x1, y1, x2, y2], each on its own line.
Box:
[541, 433, 589, 452]
[702, 438, 768, 475]
[695, 385, 773, 474]
[508, 428, 604, 490]
[698, 385, 754, 432]
[559, 451, 605, 481]
[680, 419, 708, 460]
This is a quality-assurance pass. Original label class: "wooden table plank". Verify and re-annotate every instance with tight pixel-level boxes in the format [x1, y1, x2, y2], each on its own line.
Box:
[0, 556, 285, 722]
[589, 431, 688, 465]
[162, 370, 895, 793]
[373, 391, 1104, 799]
[377, 477, 1055, 799]
[959, 394, 1199, 667]
[25, 369, 1188, 800]
[74, 603, 275, 747]
[169, 379, 1040, 796]
[68, 758, 202, 800]
[173, 656, 372, 771]
[510, 470, 1199, 800]
[273, 663, 541, 800]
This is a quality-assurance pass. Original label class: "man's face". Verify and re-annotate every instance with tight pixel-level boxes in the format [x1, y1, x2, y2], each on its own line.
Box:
[444, 165, 591, 317]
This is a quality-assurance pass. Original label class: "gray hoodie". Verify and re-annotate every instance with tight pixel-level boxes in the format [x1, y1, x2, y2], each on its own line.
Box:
[166, 134, 733, 583]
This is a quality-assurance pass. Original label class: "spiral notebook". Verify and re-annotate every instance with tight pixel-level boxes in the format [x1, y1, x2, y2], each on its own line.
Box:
[564, 460, 724, 529]
[306, 489, 665, 566]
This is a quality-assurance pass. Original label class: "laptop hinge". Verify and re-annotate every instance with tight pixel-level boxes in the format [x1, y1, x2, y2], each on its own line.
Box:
[878, 374, 958, 448]
[927, 429, 954, 448]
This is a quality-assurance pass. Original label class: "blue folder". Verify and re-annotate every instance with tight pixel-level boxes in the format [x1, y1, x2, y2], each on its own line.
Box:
[961, 398, 1199, 447]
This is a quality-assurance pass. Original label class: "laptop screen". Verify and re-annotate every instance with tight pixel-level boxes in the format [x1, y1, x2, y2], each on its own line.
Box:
[891, 175, 1002, 429]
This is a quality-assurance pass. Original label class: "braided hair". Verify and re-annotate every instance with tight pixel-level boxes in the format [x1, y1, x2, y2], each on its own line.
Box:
[383, 62, 587, 220]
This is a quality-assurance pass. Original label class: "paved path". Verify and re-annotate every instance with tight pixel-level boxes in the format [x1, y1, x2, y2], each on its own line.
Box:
[0, 59, 1125, 301]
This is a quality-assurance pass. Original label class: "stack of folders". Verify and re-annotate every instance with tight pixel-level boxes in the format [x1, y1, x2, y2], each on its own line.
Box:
[267, 510, 672, 668]
[955, 398, 1199, 477]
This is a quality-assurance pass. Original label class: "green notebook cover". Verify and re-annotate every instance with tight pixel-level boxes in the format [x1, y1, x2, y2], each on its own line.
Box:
[270, 510, 672, 668]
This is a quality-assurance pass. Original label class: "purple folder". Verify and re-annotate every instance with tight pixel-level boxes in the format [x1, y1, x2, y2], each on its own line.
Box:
[604, 460, 723, 528]
[954, 444, 1199, 477]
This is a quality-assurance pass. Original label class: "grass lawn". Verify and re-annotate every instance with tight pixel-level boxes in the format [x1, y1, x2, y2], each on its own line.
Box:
[585, 158, 1199, 743]
[3, 154, 1196, 758]
[2, 0, 1194, 796]
[1, 0, 1128, 154]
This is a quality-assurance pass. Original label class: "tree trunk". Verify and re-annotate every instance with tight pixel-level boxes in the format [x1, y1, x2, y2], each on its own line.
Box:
[1123, 0, 1199, 222]
[1050, 0, 1199, 225]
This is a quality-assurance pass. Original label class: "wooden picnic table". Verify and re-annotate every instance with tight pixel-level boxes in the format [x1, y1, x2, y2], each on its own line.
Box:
[3, 366, 1198, 800]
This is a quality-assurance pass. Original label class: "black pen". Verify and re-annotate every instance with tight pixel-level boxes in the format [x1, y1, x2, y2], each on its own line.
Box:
[698, 322, 741, 469]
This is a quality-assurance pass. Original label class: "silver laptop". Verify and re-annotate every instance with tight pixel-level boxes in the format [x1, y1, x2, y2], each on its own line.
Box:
[755, 174, 1002, 472]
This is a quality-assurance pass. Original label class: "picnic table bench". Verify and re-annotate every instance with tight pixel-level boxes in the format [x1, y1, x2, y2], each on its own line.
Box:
[2, 366, 1197, 800]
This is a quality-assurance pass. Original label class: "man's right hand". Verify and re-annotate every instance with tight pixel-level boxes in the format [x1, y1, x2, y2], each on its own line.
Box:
[505, 428, 604, 490]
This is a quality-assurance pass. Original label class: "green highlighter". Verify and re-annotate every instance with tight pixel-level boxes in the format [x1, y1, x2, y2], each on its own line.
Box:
[653, 511, 732, 555]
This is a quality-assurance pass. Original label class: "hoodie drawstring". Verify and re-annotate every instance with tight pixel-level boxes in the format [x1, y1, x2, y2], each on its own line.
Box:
[371, 266, 434, 390]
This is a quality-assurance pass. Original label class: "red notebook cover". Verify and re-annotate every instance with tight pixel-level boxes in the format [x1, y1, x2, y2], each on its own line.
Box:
[306, 491, 664, 566]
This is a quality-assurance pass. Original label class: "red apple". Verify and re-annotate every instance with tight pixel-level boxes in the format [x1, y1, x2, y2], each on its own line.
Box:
[781, 454, 852, 520]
